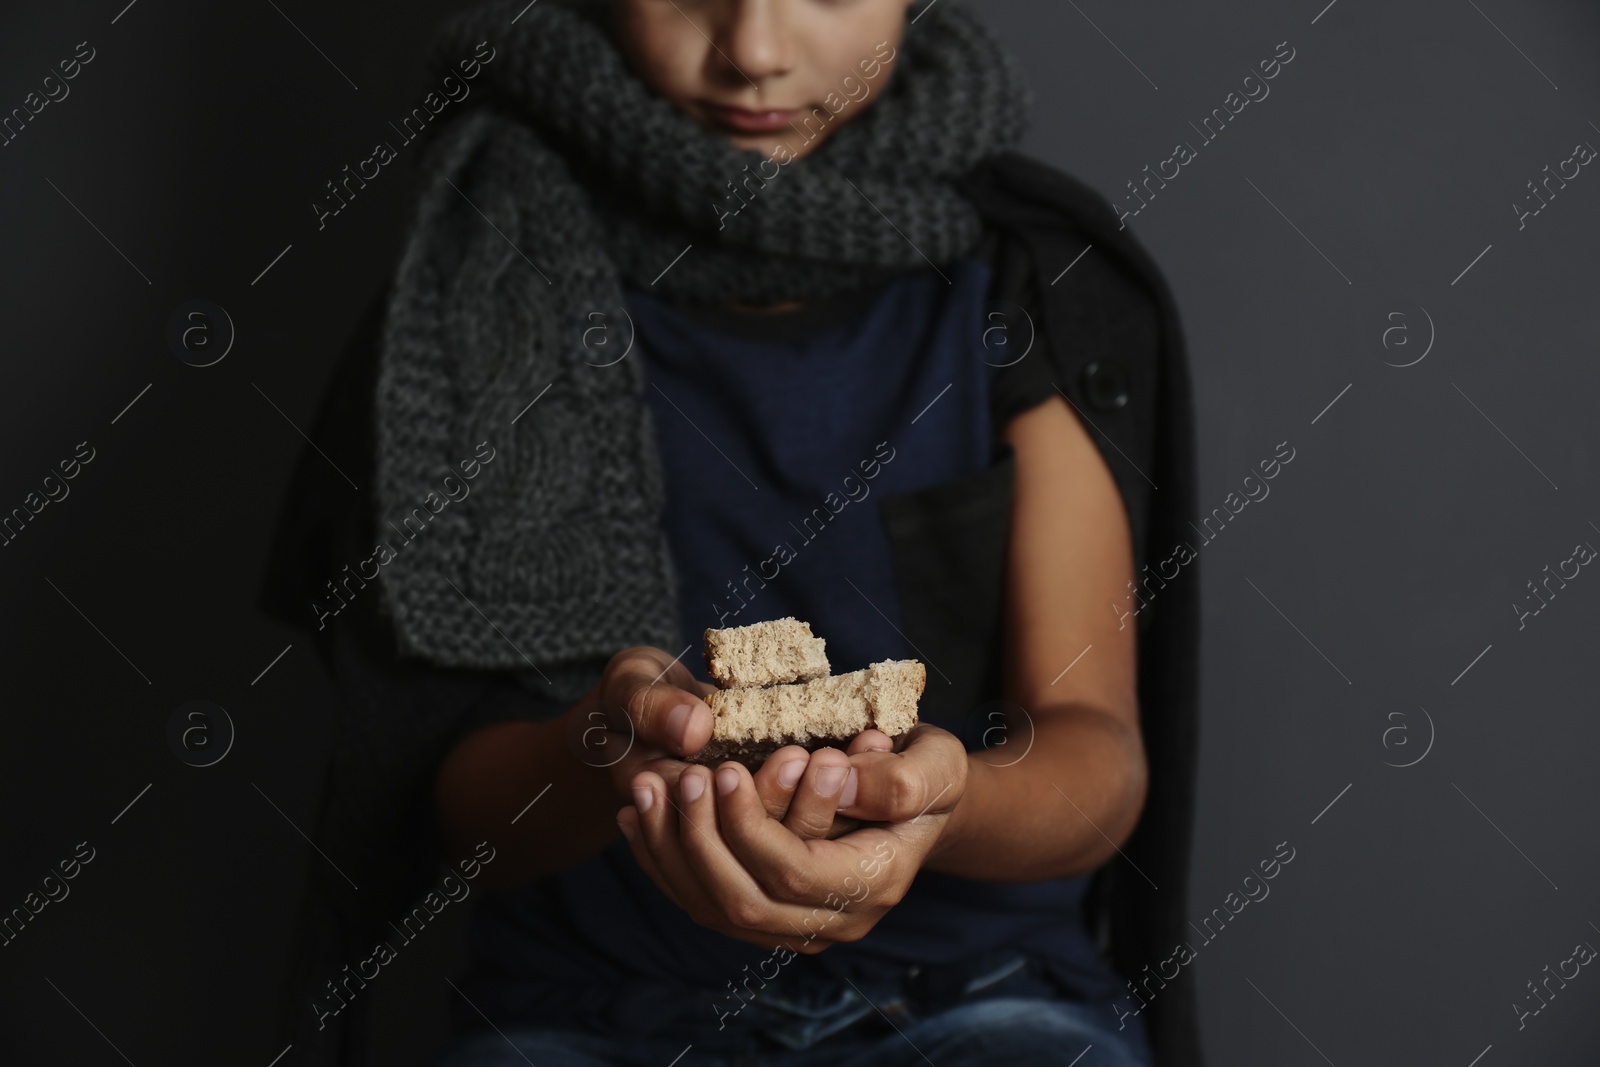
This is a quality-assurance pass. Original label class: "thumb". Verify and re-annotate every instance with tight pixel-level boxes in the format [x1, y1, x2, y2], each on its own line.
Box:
[839, 727, 962, 823]
[604, 649, 714, 756]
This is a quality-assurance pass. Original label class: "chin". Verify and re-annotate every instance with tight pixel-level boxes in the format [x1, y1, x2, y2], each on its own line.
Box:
[730, 133, 783, 155]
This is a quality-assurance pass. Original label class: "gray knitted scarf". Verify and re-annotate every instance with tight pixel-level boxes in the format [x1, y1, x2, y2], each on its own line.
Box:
[375, 0, 1030, 699]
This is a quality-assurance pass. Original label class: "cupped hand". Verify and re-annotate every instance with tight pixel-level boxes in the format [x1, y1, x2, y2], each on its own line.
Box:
[614, 723, 968, 952]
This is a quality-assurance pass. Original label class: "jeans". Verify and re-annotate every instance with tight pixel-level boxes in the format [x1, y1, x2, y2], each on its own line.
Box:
[434, 951, 1149, 1067]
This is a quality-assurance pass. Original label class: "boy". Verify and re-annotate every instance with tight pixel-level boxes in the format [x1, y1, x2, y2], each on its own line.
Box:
[263, 1, 1200, 1064]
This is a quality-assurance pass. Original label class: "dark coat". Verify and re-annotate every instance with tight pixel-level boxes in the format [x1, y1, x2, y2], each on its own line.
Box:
[260, 148, 1202, 1067]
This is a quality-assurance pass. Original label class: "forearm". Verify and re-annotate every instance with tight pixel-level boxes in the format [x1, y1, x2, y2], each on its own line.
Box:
[924, 706, 1147, 882]
[433, 683, 622, 890]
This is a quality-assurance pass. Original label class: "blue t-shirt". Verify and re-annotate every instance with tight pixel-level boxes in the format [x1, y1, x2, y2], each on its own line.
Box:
[463, 257, 1127, 1029]
[636, 261, 995, 678]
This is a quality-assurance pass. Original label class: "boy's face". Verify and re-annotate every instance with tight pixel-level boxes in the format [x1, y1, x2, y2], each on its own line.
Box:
[612, 0, 915, 160]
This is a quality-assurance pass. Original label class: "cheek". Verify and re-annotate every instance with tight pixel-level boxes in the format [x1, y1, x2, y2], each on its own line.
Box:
[816, 4, 906, 65]
[615, 4, 708, 104]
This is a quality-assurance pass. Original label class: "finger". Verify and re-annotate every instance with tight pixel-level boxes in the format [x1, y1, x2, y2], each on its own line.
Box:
[616, 804, 685, 910]
[847, 730, 895, 756]
[721, 791, 897, 916]
[716, 759, 831, 849]
[636, 755, 693, 795]
[619, 645, 711, 696]
[825, 815, 864, 840]
[841, 731, 895, 816]
[606, 651, 713, 757]
[679, 767, 857, 950]
[638, 768, 845, 951]
[632, 769, 712, 913]
[782, 747, 851, 840]
[713, 761, 780, 851]
[751, 745, 811, 819]
[676, 764, 789, 929]
[609, 748, 691, 809]
[750, 754, 864, 839]
[716, 761, 826, 904]
[832, 750, 901, 821]
[839, 725, 967, 823]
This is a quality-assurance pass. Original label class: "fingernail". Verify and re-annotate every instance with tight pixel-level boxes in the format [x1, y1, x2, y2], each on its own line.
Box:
[666, 703, 693, 743]
[716, 766, 740, 797]
[681, 771, 705, 803]
[777, 759, 805, 789]
[816, 766, 848, 796]
[838, 769, 858, 809]
[617, 811, 636, 842]
[633, 785, 654, 815]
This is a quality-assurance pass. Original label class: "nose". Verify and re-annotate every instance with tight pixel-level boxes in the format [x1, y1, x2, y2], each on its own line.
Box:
[711, 0, 793, 84]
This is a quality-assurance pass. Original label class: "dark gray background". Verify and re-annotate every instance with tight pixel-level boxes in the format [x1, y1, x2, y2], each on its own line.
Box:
[2, 1, 1596, 1064]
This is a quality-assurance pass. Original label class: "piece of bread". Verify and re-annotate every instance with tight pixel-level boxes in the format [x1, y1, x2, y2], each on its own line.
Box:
[702, 616, 830, 689]
[688, 659, 925, 769]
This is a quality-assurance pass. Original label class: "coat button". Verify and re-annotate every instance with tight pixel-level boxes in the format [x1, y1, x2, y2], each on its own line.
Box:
[1080, 360, 1130, 411]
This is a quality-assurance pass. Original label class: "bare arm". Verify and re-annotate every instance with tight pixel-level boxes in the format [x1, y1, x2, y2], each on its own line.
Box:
[921, 391, 1146, 881]
[433, 688, 627, 891]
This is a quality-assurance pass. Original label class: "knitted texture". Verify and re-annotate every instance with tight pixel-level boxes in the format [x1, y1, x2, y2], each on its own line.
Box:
[375, 0, 1030, 691]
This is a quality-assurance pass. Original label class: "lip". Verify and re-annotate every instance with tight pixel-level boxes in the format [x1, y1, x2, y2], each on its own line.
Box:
[702, 102, 800, 134]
